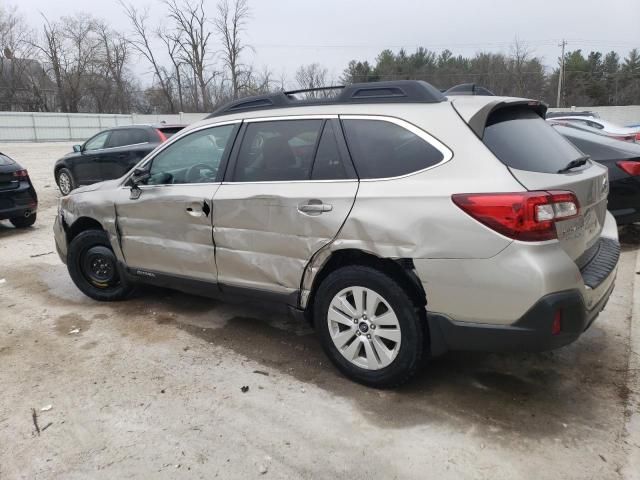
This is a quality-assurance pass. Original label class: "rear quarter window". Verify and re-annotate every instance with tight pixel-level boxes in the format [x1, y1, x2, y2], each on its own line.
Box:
[342, 119, 445, 179]
[483, 108, 583, 174]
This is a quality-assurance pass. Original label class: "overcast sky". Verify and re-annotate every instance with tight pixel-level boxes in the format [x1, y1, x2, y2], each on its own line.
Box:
[16, 0, 640, 87]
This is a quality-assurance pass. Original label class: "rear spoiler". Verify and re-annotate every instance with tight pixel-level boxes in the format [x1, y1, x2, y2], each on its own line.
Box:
[453, 99, 548, 139]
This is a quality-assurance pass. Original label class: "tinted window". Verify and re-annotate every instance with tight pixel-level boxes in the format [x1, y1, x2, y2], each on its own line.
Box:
[158, 126, 184, 139]
[84, 131, 110, 151]
[107, 129, 148, 148]
[130, 129, 149, 144]
[148, 125, 236, 185]
[483, 108, 583, 174]
[233, 120, 322, 182]
[311, 122, 348, 180]
[342, 119, 444, 179]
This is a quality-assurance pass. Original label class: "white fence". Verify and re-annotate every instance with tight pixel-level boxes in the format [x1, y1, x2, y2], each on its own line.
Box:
[0, 106, 639, 143]
[0, 112, 208, 142]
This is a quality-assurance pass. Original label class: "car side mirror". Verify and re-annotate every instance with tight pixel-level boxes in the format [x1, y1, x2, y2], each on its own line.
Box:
[129, 167, 151, 199]
[73, 144, 83, 153]
[131, 167, 151, 185]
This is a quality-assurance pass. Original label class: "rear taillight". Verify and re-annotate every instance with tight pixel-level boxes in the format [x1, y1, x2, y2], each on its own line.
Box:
[13, 169, 28, 178]
[451, 191, 580, 242]
[551, 310, 562, 335]
[635, 132, 640, 142]
[156, 129, 168, 142]
[617, 160, 640, 176]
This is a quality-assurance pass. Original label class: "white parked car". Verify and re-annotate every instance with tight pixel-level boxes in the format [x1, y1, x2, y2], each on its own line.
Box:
[549, 116, 640, 142]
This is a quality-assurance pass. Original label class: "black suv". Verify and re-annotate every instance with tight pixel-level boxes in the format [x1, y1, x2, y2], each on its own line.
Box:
[0, 153, 37, 228]
[54, 124, 185, 195]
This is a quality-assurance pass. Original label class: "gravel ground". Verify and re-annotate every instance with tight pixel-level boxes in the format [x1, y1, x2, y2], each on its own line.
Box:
[0, 142, 639, 479]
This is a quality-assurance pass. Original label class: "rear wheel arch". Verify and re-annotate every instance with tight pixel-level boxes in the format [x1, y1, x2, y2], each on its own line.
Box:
[305, 249, 427, 323]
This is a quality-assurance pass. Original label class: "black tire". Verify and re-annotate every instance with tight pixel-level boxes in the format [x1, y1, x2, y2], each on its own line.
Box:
[67, 230, 134, 301]
[10, 213, 36, 228]
[314, 265, 425, 388]
[56, 167, 75, 195]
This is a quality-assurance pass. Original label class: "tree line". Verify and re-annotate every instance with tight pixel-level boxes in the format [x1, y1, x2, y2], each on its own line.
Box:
[0, 1, 639, 114]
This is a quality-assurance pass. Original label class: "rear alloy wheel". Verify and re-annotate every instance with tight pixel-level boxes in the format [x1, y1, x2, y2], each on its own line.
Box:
[56, 168, 74, 195]
[328, 286, 402, 370]
[67, 230, 134, 301]
[315, 265, 424, 388]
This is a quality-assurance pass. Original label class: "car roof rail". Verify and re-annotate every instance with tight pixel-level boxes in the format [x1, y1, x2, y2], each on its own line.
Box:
[444, 83, 496, 96]
[207, 80, 446, 118]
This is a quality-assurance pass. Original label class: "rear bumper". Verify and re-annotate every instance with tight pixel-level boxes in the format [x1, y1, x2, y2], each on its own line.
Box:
[428, 281, 615, 355]
[0, 184, 37, 220]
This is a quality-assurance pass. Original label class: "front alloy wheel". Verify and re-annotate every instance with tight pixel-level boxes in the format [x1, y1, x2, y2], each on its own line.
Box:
[328, 286, 402, 370]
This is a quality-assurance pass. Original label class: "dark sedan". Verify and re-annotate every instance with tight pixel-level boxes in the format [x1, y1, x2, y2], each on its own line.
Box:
[552, 123, 640, 225]
[54, 124, 185, 195]
[0, 153, 37, 228]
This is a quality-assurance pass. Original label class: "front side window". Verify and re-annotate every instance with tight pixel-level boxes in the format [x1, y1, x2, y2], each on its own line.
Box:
[84, 131, 110, 151]
[233, 120, 323, 182]
[148, 124, 236, 185]
[342, 119, 445, 179]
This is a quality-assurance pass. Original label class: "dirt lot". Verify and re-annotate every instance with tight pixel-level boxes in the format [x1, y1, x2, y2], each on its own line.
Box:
[1, 142, 639, 479]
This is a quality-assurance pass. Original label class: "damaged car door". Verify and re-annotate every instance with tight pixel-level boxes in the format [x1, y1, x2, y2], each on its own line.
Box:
[212, 117, 358, 298]
[114, 123, 240, 283]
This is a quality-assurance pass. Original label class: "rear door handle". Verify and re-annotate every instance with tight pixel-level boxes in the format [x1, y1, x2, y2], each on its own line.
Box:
[298, 200, 333, 215]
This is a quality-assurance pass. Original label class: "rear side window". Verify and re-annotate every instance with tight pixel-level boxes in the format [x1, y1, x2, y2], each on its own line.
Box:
[483, 108, 583, 174]
[233, 120, 323, 182]
[342, 119, 444, 179]
[107, 129, 132, 148]
[107, 129, 148, 148]
[311, 122, 349, 180]
[129, 129, 149, 144]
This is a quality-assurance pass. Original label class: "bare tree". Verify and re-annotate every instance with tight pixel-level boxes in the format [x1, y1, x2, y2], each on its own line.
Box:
[0, 5, 43, 110]
[157, 26, 185, 111]
[510, 37, 531, 97]
[120, 1, 176, 113]
[163, 0, 213, 111]
[295, 63, 331, 98]
[95, 22, 131, 113]
[214, 0, 250, 99]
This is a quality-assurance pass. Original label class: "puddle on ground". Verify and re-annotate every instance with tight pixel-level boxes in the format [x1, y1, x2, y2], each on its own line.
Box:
[54, 313, 92, 335]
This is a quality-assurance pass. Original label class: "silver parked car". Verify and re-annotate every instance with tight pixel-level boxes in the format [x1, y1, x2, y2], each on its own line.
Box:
[54, 81, 620, 387]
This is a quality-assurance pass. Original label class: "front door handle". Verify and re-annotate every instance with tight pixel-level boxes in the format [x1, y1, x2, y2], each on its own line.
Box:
[186, 206, 202, 216]
[298, 200, 333, 215]
[186, 200, 211, 217]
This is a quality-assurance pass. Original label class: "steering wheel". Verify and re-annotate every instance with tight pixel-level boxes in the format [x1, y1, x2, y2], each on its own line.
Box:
[185, 163, 213, 183]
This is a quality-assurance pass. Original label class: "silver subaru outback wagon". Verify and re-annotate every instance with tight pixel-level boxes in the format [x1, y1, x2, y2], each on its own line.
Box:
[53, 81, 620, 387]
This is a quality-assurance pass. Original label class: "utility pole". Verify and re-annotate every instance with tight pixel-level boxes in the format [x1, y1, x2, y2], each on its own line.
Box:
[556, 39, 567, 108]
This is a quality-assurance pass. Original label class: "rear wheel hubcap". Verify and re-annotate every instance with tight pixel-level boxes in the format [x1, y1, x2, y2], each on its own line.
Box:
[327, 286, 401, 370]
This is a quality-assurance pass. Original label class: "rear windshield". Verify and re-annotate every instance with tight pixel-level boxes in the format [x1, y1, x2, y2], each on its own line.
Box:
[483, 107, 583, 174]
[158, 127, 185, 139]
